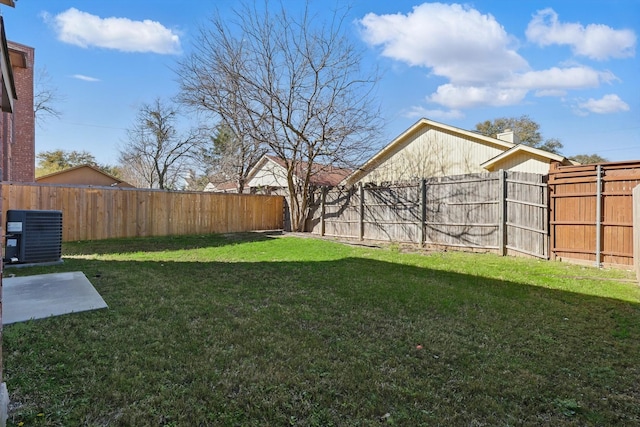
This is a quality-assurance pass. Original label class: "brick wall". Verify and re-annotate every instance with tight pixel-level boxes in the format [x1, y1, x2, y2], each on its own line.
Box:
[0, 41, 35, 183]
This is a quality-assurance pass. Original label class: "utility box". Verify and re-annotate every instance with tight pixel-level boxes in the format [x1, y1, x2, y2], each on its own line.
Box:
[5, 210, 63, 264]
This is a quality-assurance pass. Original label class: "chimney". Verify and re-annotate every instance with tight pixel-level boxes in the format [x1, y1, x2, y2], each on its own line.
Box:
[496, 129, 520, 144]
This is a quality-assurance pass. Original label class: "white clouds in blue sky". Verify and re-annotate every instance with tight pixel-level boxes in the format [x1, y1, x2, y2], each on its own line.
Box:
[513, 67, 617, 92]
[43, 8, 181, 54]
[404, 106, 464, 121]
[577, 94, 630, 115]
[359, 3, 528, 84]
[526, 8, 636, 60]
[5, 1, 635, 163]
[71, 74, 100, 82]
[357, 3, 636, 118]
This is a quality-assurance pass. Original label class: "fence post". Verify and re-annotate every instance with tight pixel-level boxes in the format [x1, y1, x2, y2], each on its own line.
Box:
[543, 175, 550, 260]
[595, 164, 603, 268]
[420, 178, 426, 247]
[359, 183, 364, 241]
[320, 186, 326, 237]
[498, 170, 507, 256]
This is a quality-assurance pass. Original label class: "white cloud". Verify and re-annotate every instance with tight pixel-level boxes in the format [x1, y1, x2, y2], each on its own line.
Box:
[534, 89, 566, 97]
[428, 84, 528, 109]
[358, 3, 528, 84]
[577, 94, 630, 114]
[47, 8, 181, 54]
[509, 67, 617, 91]
[72, 74, 100, 82]
[404, 106, 464, 120]
[358, 3, 630, 112]
[526, 8, 636, 60]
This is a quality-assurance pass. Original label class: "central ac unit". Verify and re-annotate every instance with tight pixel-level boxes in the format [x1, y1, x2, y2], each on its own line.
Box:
[4, 209, 63, 264]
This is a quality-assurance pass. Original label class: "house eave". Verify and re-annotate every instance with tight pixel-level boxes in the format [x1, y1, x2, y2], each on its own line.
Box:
[0, 17, 17, 113]
[480, 144, 570, 171]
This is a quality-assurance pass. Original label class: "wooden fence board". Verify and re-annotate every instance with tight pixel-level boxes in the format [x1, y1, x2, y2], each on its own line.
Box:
[364, 183, 421, 243]
[505, 172, 548, 258]
[323, 187, 360, 239]
[549, 161, 640, 267]
[423, 174, 500, 249]
[0, 183, 284, 242]
[309, 171, 549, 259]
[634, 186, 640, 281]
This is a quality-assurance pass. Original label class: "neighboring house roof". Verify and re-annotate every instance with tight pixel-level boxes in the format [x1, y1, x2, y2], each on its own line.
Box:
[480, 144, 579, 171]
[36, 164, 135, 188]
[246, 154, 352, 188]
[204, 181, 238, 193]
[344, 118, 576, 186]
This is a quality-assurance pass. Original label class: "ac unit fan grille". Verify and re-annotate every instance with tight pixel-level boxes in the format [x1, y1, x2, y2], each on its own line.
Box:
[23, 212, 63, 262]
[6, 210, 63, 264]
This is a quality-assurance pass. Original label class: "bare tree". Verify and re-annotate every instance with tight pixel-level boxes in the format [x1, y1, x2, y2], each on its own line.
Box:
[119, 98, 203, 190]
[176, 1, 382, 230]
[182, 168, 211, 191]
[34, 67, 64, 126]
[199, 123, 266, 193]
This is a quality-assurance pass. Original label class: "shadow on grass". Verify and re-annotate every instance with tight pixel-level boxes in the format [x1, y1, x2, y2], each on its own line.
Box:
[5, 253, 640, 426]
[62, 230, 282, 256]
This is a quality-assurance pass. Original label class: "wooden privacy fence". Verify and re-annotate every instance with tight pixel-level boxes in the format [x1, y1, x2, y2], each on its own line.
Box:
[309, 171, 549, 258]
[634, 185, 640, 281]
[549, 161, 640, 267]
[1, 183, 284, 242]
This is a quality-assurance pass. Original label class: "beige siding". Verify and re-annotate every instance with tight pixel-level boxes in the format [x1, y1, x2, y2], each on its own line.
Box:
[248, 160, 290, 188]
[487, 153, 552, 174]
[362, 127, 505, 184]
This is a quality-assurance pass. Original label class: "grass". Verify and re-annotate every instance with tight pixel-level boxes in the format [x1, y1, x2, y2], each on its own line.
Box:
[4, 233, 640, 426]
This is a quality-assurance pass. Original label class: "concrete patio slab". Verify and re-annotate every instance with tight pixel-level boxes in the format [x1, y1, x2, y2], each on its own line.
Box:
[3, 271, 108, 325]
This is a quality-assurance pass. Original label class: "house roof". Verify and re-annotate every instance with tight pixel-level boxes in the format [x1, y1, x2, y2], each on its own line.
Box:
[480, 143, 577, 171]
[36, 164, 134, 187]
[204, 180, 238, 192]
[344, 117, 576, 185]
[247, 154, 352, 187]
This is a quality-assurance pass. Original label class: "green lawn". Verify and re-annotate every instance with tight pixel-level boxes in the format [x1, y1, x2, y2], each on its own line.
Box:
[4, 233, 640, 426]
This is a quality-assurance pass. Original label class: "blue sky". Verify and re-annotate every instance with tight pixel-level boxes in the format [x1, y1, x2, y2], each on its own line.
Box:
[3, 0, 639, 165]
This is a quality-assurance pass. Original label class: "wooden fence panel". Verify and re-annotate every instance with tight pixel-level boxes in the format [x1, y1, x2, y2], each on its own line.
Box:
[505, 172, 549, 258]
[425, 173, 500, 250]
[549, 162, 640, 267]
[634, 185, 640, 281]
[364, 183, 421, 243]
[603, 172, 637, 265]
[322, 186, 360, 239]
[308, 171, 548, 258]
[1, 183, 284, 242]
